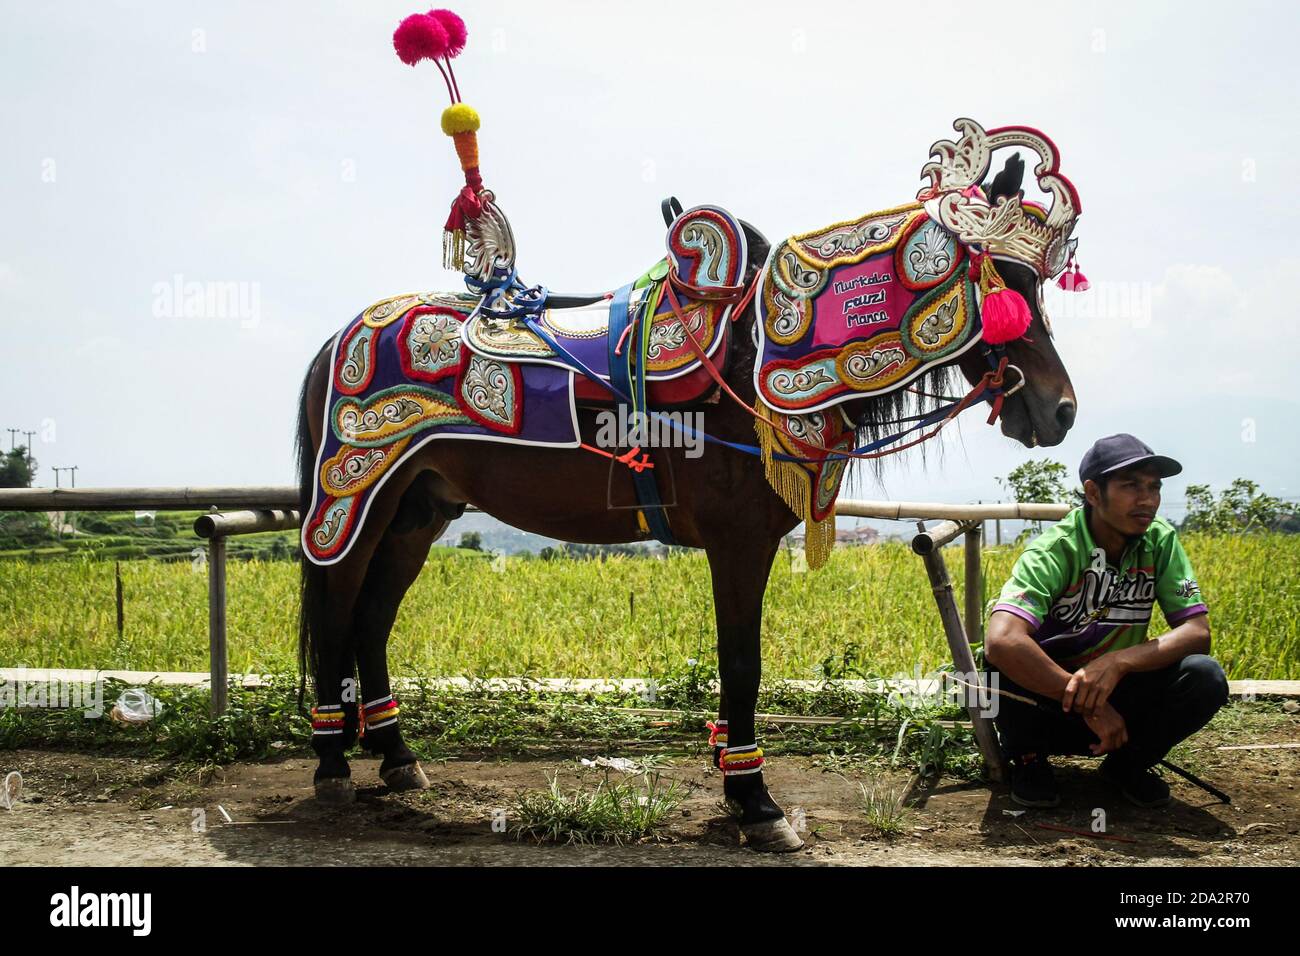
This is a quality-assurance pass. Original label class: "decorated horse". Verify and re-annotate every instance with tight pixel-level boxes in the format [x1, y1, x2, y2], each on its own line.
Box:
[295, 9, 1085, 850]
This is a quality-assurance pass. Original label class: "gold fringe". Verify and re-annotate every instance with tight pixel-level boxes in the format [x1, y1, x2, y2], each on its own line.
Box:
[754, 402, 835, 570]
[443, 229, 467, 273]
[804, 513, 834, 570]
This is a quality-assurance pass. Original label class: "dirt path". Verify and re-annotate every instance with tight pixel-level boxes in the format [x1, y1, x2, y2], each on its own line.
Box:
[3, 724, 1296, 866]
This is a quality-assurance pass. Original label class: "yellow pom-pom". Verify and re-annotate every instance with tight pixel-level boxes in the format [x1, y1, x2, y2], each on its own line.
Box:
[440, 104, 481, 136]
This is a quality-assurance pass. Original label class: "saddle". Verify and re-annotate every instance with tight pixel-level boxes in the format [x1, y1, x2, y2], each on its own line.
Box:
[461, 204, 752, 408]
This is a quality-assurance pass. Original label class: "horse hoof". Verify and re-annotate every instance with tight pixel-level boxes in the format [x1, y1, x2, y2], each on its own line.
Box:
[381, 762, 430, 792]
[741, 816, 805, 853]
[314, 777, 356, 805]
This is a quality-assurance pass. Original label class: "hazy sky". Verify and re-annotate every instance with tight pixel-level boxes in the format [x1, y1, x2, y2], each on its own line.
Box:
[4, 0, 1298, 521]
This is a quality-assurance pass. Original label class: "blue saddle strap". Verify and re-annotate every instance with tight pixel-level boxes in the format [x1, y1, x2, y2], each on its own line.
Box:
[607, 283, 677, 545]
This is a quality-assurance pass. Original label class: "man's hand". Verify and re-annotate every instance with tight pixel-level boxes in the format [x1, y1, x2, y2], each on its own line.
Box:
[1083, 702, 1129, 755]
[1062, 653, 1130, 716]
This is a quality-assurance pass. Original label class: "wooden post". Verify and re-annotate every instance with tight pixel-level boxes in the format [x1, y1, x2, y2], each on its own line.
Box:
[913, 522, 1007, 783]
[208, 535, 228, 717]
[964, 525, 983, 644]
[114, 561, 124, 638]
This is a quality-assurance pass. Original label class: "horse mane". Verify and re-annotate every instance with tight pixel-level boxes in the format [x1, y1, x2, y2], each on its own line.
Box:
[845, 362, 957, 487]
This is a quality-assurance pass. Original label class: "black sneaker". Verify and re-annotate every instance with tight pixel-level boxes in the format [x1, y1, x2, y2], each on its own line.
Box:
[1101, 756, 1171, 808]
[1009, 754, 1060, 808]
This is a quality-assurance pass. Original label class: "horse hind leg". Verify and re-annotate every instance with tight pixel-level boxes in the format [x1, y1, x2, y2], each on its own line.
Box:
[353, 471, 455, 792]
[301, 471, 440, 805]
[304, 555, 368, 805]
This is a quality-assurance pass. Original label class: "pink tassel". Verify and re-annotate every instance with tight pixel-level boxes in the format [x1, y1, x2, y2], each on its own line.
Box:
[427, 9, 467, 57]
[980, 287, 1033, 344]
[1056, 259, 1090, 293]
[393, 13, 449, 65]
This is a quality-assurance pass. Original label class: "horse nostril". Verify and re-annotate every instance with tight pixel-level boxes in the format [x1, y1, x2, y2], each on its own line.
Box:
[1055, 399, 1077, 431]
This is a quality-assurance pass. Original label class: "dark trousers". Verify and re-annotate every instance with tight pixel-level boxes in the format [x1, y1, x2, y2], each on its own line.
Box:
[985, 654, 1229, 770]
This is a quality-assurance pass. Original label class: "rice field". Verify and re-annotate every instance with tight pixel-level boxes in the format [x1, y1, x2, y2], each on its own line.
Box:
[1, 534, 1296, 680]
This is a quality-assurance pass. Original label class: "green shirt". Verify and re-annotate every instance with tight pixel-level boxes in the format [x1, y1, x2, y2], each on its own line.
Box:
[993, 507, 1208, 668]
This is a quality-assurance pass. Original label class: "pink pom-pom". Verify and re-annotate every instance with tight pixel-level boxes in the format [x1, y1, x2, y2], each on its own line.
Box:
[393, 13, 448, 65]
[980, 287, 1033, 344]
[427, 9, 467, 57]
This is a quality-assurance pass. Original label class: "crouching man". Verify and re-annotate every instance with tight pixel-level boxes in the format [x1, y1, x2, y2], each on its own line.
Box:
[985, 434, 1229, 808]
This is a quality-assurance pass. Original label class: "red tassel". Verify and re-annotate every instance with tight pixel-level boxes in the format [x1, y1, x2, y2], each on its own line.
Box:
[442, 185, 482, 232]
[1070, 264, 1089, 292]
[1056, 260, 1089, 293]
[980, 287, 1032, 344]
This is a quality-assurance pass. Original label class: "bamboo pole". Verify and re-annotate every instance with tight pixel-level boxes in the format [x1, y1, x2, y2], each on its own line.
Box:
[964, 525, 983, 644]
[193, 509, 300, 539]
[910, 519, 977, 555]
[208, 536, 228, 717]
[0, 487, 1069, 524]
[912, 521, 1007, 783]
[0, 486, 300, 511]
[837, 498, 1070, 522]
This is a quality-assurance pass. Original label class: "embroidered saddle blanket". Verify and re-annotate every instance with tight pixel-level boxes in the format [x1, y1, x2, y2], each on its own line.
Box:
[302, 289, 582, 564]
[302, 205, 750, 565]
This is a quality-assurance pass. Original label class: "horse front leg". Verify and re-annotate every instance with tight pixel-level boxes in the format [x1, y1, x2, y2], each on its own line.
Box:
[706, 540, 804, 852]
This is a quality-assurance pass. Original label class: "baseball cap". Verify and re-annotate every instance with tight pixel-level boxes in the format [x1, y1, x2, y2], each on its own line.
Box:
[1078, 434, 1182, 485]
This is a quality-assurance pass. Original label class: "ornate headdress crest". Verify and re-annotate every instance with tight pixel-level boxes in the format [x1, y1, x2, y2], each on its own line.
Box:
[394, 8, 515, 281]
[917, 118, 1083, 284]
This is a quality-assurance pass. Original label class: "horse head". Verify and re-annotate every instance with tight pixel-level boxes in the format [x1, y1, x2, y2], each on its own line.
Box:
[920, 119, 1082, 448]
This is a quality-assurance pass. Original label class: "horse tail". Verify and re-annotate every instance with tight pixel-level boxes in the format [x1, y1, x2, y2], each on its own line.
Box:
[295, 338, 332, 713]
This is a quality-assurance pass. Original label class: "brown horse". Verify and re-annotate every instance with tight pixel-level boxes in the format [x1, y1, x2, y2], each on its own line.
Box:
[294, 166, 1078, 851]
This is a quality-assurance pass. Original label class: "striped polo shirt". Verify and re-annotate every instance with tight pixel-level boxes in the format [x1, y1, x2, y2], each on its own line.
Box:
[993, 508, 1208, 668]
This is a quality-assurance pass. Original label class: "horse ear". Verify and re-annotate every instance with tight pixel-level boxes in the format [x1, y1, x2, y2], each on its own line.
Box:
[987, 152, 1025, 204]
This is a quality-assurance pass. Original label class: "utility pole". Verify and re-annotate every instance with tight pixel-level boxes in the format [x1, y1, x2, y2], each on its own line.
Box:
[52, 466, 63, 488]
[20, 430, 36, 486]
[5, 428, 16, 450]
[68, 465, 78, 488]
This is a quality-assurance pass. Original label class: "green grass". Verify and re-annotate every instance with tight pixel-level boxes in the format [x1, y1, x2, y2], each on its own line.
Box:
[0, 671, 986, 781]
[858, 777, 911, 836]
[0, 534, 1296, 679]
[3, 672, 1281, 796]
[511, 769, 685, 845]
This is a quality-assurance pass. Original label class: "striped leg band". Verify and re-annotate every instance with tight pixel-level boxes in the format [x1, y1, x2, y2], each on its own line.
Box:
[719, 744, 764, 776]
[311, 704, 346, 736]
[363, 695, 400, 732]
[706, 719, 728, 748]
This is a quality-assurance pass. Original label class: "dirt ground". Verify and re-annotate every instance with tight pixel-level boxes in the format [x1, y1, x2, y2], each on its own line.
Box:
[3, 706, 1297, 867]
